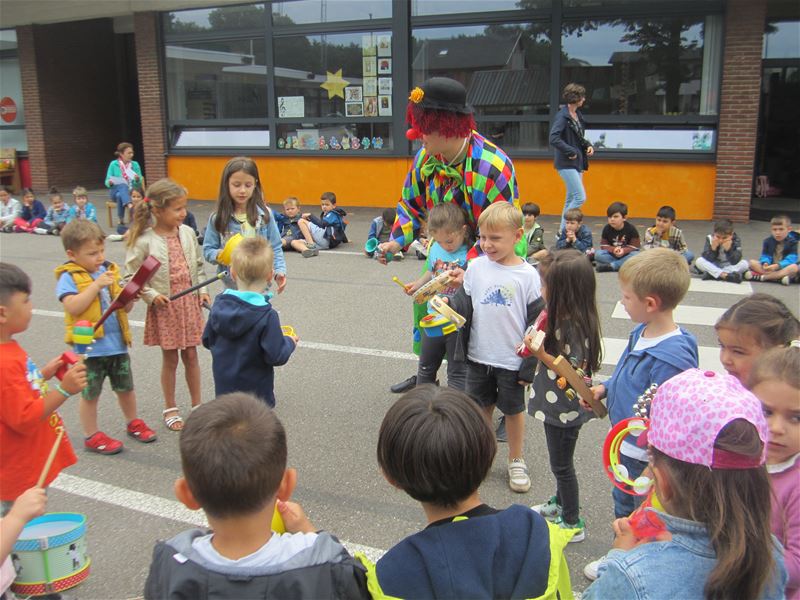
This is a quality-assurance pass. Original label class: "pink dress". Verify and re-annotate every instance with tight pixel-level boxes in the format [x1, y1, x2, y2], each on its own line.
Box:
[143, 234, 204, 349]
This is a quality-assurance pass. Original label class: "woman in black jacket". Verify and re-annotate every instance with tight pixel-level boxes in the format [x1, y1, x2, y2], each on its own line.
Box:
[550, 83, 594, 236]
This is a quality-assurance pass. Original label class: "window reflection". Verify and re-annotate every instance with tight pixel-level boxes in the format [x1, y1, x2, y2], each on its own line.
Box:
[164, 5, 267, 34]
[272, 0, 391, 25]
[763, 21, 800, 59]
[411, 0, 547, 16]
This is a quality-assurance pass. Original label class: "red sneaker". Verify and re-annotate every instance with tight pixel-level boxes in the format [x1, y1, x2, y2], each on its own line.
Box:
[84, 431, 123, 455]
[127, 418, 157, 443]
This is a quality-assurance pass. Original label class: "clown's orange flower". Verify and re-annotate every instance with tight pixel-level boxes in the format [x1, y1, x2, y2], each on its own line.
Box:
[409, 87, 424, 103]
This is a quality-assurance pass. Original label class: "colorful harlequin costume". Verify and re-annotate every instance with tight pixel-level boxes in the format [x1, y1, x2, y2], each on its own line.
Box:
[394, 77, 521, 354]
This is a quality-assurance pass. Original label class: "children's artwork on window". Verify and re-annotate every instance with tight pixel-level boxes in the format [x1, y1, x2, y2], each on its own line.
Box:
[278, 96, 304, 118]
[379, 95, 392, 116]
[378, 77, 392, 95]
[364, 97, 378, 117]
[345, 102, 364, 117]
[377, 58, 392, 75]
[345, 86, 363, 102]
[377, 34, 391, 57]
[363, 57, 377, 77]
[362, 34, 376, 56]
[363, 77, 377, 97]
[297, 129, 320, 150]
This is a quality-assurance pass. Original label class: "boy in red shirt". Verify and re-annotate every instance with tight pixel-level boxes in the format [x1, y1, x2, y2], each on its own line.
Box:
[0, 263, 86, 512]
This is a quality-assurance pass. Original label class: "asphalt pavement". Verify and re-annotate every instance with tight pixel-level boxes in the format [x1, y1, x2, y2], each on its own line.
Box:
[1, 199, 797, 599]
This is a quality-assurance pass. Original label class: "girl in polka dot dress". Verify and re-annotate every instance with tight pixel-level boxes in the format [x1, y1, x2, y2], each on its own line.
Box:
[524, 249, 602, 540]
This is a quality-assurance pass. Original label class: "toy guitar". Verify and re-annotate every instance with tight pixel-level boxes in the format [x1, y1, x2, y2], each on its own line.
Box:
[552, 355, 607, 418]
[94, 256, 160, 331]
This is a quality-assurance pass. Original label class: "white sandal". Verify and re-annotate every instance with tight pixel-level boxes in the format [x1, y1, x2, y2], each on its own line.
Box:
[163, 407, 184, 431]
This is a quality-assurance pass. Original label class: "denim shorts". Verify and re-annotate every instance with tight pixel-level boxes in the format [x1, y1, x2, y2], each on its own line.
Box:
[466, 360, 526, 415]
[83, 353, 133, 400]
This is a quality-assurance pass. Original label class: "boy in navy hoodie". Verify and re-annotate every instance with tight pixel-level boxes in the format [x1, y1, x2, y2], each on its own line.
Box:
[362, 385, 575, 599]
[581, 248, 698, 580]
[291, 191, 348, 257]
[202, 237, 297, 407]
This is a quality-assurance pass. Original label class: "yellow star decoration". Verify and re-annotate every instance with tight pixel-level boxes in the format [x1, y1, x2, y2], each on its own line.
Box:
[321, 69, 349, 100]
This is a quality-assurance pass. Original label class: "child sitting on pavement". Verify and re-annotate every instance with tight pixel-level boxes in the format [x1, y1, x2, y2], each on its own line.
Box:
[522, 202, 547, 264]
[0, 187, 21, 232]
[642, 205, 694, 264]
[56, 220, 156, 454]
[596, 201, 640, 272]
[144, 392, 370, 599]
[366, 208, 401, 259]
[555, 207, 594, 260]
[203, 237, 297, 408]
[13, 188, 46, 233]
[364, 385, 574, 599]
[291, 191, 348, 258]
[745, 215, 798, 285]
[0, 263, 87, 512]
[68, 186, 98, 224]
[34, 187, 71, 235]
[694, 218, 749, 283]
[275, 196, 303, 251]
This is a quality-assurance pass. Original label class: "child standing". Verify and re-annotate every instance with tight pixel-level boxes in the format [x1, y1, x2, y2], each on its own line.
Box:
[745, 215, 799, 285]
[750, 344, 800, 600]
[0, 187, 20, 232]
[525, 249, 602, 542]
[0, 263, 86, 509]
[449, 202, 542, 493]
[275, 196, 303, 250]
[56, 220, 156, 453]
[522, 202, 547, 264]
[584, 369, 787, 600]
[642, 205, 693, 264]
[369, 385, 575, 599]
[13, 188, 46, 232]
[127, 179, 209, 432]
[694, 218, 748, 283]
[365, 208, 396, 258]
[203, 237, 297, 408]
[596, 201, 640, 272]
[715, 293, 799, 383]
[144, 393, 369, 599]
[68, 186, 98, 223]
[555, 207, 594, 259]
[582, 248, 698, 580]
[291, 191, 348, 258]
[35, 187, 71, 235]
[403, 203, 470, 390]
[203, 157, 287, 292]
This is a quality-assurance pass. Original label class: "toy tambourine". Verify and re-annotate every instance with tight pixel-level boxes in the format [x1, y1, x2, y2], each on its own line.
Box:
[602, 384, 658, 496]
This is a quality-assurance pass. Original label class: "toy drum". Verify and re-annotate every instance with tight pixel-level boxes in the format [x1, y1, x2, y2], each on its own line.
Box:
[11, 513, 90, 596]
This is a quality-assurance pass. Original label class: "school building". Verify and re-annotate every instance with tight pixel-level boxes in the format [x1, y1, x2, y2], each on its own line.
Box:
[1, 0, 797, 221]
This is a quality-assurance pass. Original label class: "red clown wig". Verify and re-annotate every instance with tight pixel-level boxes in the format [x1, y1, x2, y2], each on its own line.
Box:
[406, 103, 476, 140]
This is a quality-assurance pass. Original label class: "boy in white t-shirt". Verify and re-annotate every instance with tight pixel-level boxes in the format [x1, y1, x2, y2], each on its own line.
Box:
[450, 202, 543, 493]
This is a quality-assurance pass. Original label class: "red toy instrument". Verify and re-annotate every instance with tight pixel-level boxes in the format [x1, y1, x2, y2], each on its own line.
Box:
[94, 256, 160, 331]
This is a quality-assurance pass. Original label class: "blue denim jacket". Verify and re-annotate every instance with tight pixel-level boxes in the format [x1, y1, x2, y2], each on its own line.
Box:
[202, 207, 287, 286]
[584, 510, 788, 600]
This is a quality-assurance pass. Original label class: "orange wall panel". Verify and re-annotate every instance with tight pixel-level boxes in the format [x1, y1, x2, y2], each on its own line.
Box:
[168, 156, 716, 220]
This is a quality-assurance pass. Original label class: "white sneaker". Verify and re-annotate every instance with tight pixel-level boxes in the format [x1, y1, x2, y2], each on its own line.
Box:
[107, 234, 124, 242]
[508, 458, 531, 493]
[32, 227, 49, 235]
[584, 556, 606, 581]
[781, 275, 790, 286]
[531, 496, 562, 521]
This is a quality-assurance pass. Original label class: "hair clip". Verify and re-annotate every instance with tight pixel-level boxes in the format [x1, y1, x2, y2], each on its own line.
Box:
[791, 339, 800, 349]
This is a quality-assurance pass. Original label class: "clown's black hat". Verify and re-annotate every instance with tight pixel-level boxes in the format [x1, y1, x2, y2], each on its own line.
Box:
[409, 77, 473, 115]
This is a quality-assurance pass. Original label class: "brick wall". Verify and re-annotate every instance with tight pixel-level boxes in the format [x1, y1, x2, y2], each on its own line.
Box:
[713, 0, 767, 222]
[134, 12, 167, 184]
[17, 19, 121, 192]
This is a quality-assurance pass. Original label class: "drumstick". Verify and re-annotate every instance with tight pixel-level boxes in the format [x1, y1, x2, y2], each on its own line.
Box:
[37, 426, 65, 487]
[169, 272, 225, 301]
[392, 276, 408, 290]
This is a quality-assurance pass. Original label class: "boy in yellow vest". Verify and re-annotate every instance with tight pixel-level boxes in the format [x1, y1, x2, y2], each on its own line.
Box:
[55, 220, 155, 454]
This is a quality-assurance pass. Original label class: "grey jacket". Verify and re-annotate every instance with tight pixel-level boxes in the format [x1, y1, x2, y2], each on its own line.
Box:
[144, 528, 370, 600]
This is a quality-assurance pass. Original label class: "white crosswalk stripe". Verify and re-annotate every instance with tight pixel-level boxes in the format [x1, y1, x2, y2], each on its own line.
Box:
[612, 302, 726, 328]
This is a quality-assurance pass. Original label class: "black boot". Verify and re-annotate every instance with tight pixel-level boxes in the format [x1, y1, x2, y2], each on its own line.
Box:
[390, 375, 417, 393]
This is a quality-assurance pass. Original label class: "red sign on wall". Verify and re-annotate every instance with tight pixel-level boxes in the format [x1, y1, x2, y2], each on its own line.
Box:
[0, 97, 18, 123]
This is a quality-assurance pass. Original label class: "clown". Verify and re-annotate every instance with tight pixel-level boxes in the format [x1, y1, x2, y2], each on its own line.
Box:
[380, 77, 521, 394]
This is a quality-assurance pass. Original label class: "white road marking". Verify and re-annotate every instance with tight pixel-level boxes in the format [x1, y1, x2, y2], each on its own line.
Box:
[51, 473, 386, 563]
[612, 302, 726, 327]
[688, 278, 752, 295]
[33, 309, 722, 369]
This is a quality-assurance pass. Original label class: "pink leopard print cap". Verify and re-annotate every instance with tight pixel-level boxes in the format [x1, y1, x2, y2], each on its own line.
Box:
[648, 369, 768, 468]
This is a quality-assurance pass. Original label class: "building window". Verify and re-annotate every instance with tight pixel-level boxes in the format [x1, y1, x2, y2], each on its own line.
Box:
[561, 16, 721, 116]
[411, 0, 549, 17]
[272, 0, 392, 25]
[164, 5, 267, 34]
[0, 30, 26, 152]
[764, 20, 800, 59]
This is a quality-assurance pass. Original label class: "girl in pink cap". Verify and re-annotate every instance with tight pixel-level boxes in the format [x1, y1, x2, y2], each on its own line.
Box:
[750, 342, 800, 600]
[584, 368, 787, 600]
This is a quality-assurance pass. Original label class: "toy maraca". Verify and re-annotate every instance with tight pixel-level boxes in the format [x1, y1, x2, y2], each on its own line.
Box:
[217, 233, 243, 266]
[72, 320, 94, 357]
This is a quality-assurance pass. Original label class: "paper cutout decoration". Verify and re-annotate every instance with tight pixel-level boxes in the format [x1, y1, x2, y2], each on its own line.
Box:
[321, 69, 350, 100]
